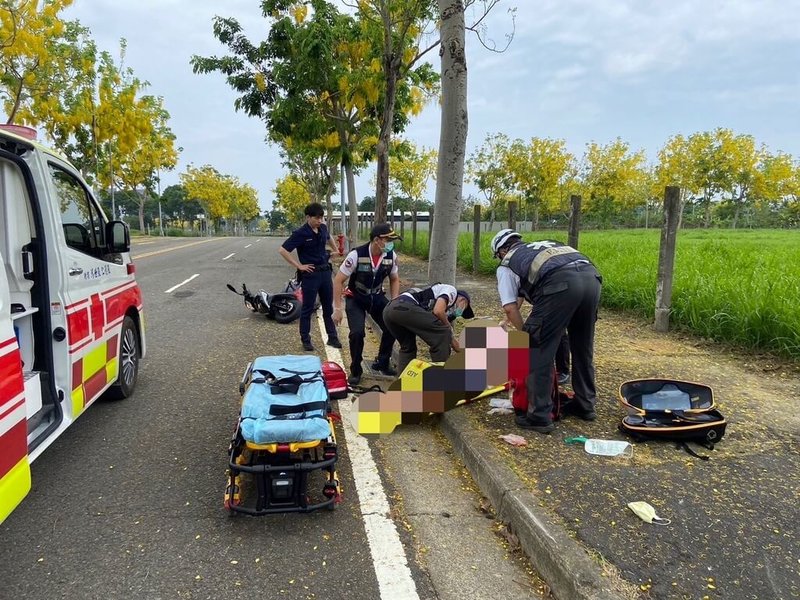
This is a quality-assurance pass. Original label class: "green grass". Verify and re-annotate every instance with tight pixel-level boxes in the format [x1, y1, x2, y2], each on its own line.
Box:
[399, 228, 800, 359]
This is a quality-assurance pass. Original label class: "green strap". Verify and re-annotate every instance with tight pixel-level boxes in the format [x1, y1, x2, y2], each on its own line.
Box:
[564, 436, 588, 445]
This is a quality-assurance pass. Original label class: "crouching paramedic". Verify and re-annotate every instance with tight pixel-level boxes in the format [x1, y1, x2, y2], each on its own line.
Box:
[332, 224, 401, 385]
[382, 284, 474, 374]
[491, 229, 602, 434]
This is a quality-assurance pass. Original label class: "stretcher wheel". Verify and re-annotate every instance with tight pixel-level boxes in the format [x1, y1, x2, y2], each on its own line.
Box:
[323, 481, 340, 510]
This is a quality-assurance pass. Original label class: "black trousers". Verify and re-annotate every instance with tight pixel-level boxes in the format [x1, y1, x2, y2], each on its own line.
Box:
[383, 299, 452, 373]
[524, 263, 602, 423]
[299, 269, 337, 344]
[345, 294, 395, 376]
[556, 333, 570, 375]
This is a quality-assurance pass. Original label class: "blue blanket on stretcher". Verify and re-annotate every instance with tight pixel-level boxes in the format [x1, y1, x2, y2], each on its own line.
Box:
[240, 355, 332, 444]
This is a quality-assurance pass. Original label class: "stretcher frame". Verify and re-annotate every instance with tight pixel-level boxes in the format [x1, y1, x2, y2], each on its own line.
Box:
[224, 360, 342, 516]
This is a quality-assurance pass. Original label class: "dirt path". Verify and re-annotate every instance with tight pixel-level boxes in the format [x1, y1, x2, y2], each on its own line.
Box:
[391, 254, 800, 600]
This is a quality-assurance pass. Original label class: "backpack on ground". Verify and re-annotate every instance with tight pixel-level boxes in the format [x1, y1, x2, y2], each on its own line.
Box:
[618, 378, 727, 459]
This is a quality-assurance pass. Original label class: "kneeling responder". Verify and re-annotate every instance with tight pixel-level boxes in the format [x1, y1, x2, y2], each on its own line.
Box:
[382, 283, 474, 374]
[333, 223, 401, 385]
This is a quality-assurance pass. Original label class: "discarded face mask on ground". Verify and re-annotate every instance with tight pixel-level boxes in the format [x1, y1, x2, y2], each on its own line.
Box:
[499, 433, 528, 447]
[565, 436, 633, 458]
[627, 501, 671, 525]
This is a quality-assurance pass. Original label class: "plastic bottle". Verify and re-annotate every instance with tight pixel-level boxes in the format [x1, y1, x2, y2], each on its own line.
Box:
[583, 439, 633, 457]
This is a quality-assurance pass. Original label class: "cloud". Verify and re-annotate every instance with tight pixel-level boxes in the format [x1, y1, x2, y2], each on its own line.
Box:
[55, 0, 800, 211]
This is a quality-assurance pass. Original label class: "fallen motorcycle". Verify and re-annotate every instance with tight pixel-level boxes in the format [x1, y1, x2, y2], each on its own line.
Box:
[227, 283, 302, 324]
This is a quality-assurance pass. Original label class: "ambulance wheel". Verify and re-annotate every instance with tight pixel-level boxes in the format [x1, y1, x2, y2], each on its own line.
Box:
[106, 316, 139, 400]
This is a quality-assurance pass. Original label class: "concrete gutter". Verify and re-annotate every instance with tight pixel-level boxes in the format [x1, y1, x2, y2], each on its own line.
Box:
[441, 409, 622, 600]
[366, 314, 623, 600]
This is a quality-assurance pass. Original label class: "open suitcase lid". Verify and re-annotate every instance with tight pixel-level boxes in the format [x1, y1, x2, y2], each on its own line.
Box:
[618, 378, 715, 413]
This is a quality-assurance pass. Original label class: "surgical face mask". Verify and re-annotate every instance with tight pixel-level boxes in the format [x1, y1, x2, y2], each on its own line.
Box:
[453, 308, 464, 318]
[627, 501, 671, 525]
[382, 241, 394, 254]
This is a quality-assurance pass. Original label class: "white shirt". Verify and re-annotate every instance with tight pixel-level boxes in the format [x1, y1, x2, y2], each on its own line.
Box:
[338, 249, 399, 277]
[496, 265, 521, 306]
[401, 283, 457, 308]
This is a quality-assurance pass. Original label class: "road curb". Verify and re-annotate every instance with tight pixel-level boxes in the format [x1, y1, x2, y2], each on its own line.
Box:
[440, 409, 623, 600]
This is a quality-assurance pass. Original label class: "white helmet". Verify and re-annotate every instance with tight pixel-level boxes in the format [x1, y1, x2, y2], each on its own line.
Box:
[490, 229, 521, 258]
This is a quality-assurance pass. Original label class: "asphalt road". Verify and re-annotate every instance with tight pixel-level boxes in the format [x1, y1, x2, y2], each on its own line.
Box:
[0, 236, 418, 600]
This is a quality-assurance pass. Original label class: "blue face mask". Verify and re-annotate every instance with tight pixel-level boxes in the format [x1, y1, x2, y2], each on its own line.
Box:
[383, 241, 394, 254]
[453, 308, 464, 318]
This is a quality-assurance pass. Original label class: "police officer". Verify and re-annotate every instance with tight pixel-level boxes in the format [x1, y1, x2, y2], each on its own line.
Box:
[279, 202, 342, 352]
[332, 223, 401, 385]
[491, 229, 602, 433]
[383, 283, 474, 374]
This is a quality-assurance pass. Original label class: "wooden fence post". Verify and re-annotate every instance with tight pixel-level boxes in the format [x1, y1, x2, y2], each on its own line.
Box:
[654, 186, 681, 332]
[473, 204, 481, 273]
[568, 194, 582, 249]
[508, 201, 517, 231]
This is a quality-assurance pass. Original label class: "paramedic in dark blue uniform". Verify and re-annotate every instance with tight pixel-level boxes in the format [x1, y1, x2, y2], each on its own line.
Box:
[491, 229, 602, 433]
[332, 223, 401, 385]
[279, 203, 342, 352]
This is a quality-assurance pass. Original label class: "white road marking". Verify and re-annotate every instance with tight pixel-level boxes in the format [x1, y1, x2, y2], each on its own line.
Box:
[133, 237, 222, 260]
[164, 274, 199, 294]
[244, 244, 252, 249]
[318, 312, 420, 600]
[222, 253, 236, 261]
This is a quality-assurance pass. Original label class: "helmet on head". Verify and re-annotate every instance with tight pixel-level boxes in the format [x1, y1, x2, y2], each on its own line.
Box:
[490, 229, 521, 258]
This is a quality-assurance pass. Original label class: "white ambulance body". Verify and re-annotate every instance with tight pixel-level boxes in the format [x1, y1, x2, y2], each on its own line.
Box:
[0, 125, 146, 523]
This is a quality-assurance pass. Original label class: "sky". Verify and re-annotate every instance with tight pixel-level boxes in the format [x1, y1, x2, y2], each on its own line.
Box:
[65, 0, 800, 213]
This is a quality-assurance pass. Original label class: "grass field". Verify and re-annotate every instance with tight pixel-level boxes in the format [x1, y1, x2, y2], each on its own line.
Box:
[400, 228, 800, 360]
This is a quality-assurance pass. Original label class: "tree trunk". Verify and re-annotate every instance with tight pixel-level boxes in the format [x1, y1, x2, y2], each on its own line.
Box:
[138, 189, 147, 232]
[533, 204, 540, 231]
[375, 55, 399, 225]
[344, 161, 358, 248]
[703, 188, 712, 228]
[428, 0, 467, 286]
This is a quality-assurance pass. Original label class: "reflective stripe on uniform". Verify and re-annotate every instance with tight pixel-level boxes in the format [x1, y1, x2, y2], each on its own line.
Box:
[528, 246, 577, 284]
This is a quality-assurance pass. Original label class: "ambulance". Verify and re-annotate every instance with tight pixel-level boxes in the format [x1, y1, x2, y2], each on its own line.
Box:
[0, 125, 146, 523]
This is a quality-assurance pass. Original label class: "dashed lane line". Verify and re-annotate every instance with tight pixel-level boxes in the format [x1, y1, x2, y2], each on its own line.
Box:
[164, 274, 199, 294]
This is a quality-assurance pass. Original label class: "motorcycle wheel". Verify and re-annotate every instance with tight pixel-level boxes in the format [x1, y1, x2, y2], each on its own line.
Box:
[272, 297, 302, 324]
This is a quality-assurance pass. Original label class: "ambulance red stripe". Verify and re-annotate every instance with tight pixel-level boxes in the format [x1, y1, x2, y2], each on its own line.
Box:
[83, 368, 108, 406]
[0, 345, 24, 407]
[0, 337, 17, 351]
[0, 419, 27, 477]
[0, 397, 24, 421]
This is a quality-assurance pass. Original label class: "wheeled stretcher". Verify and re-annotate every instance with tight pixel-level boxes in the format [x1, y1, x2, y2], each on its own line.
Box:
[224, 355, 341, 515]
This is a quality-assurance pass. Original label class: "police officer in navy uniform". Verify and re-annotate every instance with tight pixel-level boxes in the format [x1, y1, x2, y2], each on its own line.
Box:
[332, 223, 401, 385]
[491, 229, 602, 433]
[279, 203, 342, 352]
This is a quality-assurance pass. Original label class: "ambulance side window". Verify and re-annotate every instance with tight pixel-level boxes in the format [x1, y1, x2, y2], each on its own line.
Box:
[49, 165, 106, 256]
